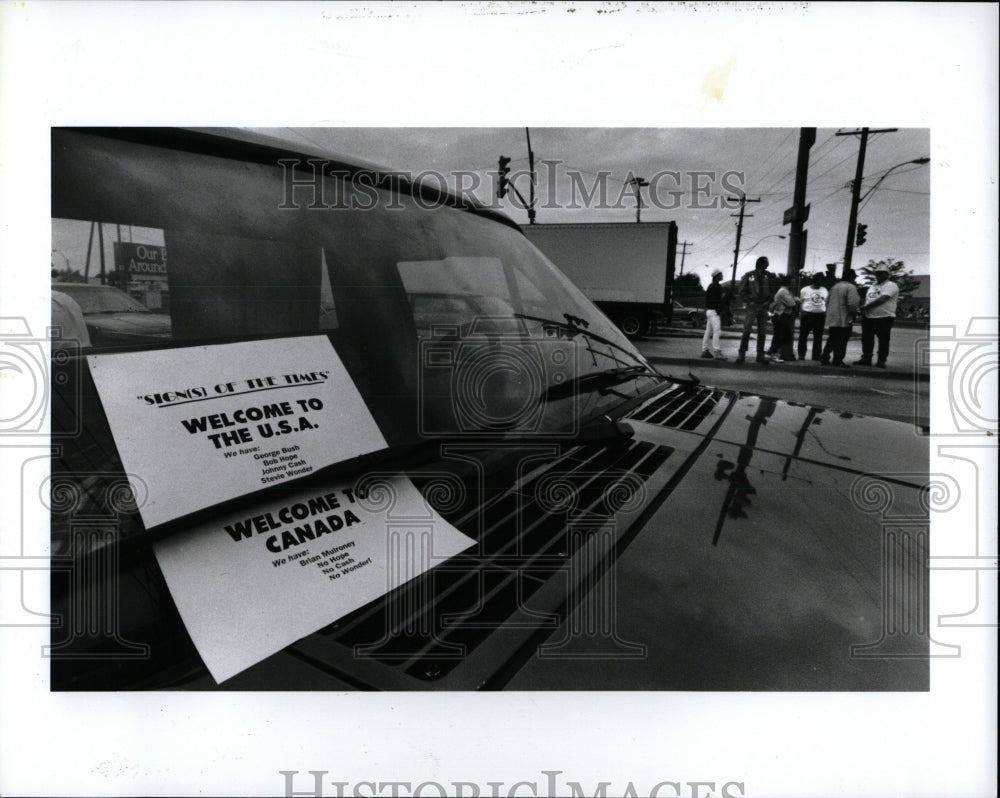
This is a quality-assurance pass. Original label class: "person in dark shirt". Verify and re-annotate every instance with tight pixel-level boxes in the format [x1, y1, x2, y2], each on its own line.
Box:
[736, 256, 779, 364]
[821, 269, 861, 366]
[700, 268, 727, 359]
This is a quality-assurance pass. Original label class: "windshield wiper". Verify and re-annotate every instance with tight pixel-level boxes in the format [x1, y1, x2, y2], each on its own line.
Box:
[542, 364, 656, 401]
[513, 312, 661, 376]
[514, 312, 703, 387]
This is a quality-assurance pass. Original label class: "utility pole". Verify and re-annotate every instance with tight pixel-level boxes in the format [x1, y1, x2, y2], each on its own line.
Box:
[97, 222, 106, 285]
[115, 223, 123, 289]
[783, 127, 815, 282]
[729, 193, 760, 286]
[83, 220, 95, 281]
[627, 175, 650, 223]
[677, 241, 692, 276]
[525, 127, 536, 225]
[837, 127, 897, 278]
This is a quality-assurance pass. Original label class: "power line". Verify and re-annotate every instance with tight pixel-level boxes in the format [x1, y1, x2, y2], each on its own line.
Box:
[807, 147, 863, 185]
[870, 187, 930, 195]
[728, 193, 760, 284]
[755, 132, 849, 205]
[744, 129, 798, 190]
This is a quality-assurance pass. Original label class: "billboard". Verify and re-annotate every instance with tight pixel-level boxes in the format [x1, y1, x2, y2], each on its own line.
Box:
[113, 241, 168, 309]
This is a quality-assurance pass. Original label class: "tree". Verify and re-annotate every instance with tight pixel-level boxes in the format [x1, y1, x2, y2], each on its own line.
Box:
[859, 258, 920, 299]
[51, 267, 87, 283]
[671, 272, 705, 307]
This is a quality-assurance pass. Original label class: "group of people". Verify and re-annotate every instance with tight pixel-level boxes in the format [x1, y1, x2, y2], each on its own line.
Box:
[699, 256, 899, 368]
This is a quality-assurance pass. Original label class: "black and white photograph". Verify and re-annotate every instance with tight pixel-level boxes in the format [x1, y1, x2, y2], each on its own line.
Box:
[1, 3, 996, 797]
[47, 125, 934, 693]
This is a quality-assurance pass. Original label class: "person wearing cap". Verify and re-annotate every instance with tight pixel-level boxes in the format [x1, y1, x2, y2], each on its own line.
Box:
[736, 256, 779, 364]
[855, 264, 900, 368]
[820, 268, 861, 367]
[798, 271, 828, 361]
[700, 268, 727, 360]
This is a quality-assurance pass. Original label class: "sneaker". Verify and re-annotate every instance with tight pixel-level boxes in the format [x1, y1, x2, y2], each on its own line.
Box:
[819, 356, 830, 365]
[770, 355, 784, 363]
[712, 351, 727, 361]
[853, 359, 872, 367]
[756, 355, 769, 364]
[832, 361, 850, 368]
[875, 362, 887, 369]
[700, 350, 714, 359]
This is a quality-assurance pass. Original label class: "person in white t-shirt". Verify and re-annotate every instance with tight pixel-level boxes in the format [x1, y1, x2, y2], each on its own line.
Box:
[797, 272, 828, 361]
[855, 264, 900, 368]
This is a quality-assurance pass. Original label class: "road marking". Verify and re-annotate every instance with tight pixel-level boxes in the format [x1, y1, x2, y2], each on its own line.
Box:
[869, 388, 898, 396]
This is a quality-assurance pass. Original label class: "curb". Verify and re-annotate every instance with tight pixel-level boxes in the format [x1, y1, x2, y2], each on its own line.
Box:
[645, 354, 929, 383]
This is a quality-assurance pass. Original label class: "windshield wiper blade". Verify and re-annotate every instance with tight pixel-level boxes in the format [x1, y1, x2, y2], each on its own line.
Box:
[513, 312, 702, 387]
[541, 364, 656, 401]
[513, 312, 661, 377]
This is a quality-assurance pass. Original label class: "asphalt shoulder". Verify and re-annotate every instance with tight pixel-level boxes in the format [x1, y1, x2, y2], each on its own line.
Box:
[641, 326, 929, 383]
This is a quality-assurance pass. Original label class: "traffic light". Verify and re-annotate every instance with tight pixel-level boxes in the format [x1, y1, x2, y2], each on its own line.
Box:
[855, 223, 868, 247]
[497, 155, 511, 199]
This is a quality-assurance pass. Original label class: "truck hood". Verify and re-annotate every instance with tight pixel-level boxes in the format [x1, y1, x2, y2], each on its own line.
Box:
[85, 312, 172, 337]
[505, 391, 930, 690]
[285, 385, 929, 691]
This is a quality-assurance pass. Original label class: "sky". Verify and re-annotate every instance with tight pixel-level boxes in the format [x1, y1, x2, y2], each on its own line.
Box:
[50, 126, 930, 287]
[259, 126, 931, 281]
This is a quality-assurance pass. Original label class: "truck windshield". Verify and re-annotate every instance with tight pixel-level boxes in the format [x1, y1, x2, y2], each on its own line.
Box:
[51, 129, 657, 446]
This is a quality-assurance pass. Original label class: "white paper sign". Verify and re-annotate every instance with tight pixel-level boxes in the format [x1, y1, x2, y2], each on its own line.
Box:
[153, 475, 476, 683]
[87, 336, 387, 528]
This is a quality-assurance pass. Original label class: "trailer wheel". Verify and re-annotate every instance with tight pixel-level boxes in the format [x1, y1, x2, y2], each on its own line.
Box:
[618, 313, 644, 338]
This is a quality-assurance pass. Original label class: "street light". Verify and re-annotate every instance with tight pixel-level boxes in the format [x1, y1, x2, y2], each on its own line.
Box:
[859, 156, 930, 207]
[843, 156, 930, 274]
[729, 234, 786, 286]
[740, 234, 786, 264]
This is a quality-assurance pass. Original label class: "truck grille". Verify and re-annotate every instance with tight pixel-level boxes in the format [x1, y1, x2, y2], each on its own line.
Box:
[625, 382, 725, 431]
[298, 437, 673, 687]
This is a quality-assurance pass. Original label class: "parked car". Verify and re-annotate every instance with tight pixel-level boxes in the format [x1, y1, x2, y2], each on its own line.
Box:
[671, 299, 706, 327]
[49, 128, 929, 691]
[51, 283, 172, 347]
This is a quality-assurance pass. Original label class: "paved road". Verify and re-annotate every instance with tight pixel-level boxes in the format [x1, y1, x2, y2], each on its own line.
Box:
[636, 324, 929, 427]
